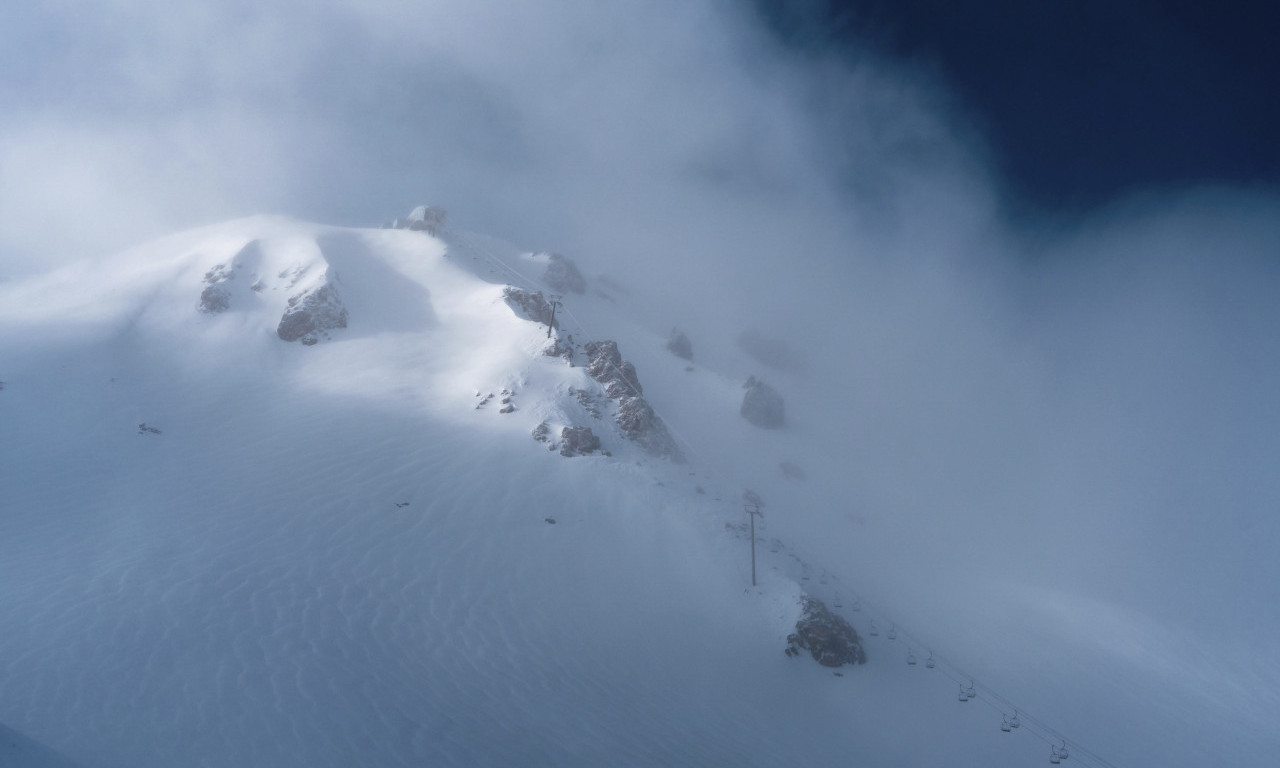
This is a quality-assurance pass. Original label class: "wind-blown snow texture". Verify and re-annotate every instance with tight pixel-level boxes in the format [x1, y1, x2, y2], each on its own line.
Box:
[1, 217, 1275, 767]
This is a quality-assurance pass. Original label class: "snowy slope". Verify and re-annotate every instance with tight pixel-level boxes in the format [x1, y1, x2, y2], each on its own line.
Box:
[1, 216, 1274, 767]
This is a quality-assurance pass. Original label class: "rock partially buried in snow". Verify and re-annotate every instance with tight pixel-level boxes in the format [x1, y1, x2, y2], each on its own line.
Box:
[787, 596, 866, 667]
[559, 426, 601, 457]
[199, 263, 234, 313]
[502, 286, 558, 329]
[741, 376, 785, 429]
[277, 281, 348, 343]
[200, 284, 231, 313]
[616, 396, 682, 460]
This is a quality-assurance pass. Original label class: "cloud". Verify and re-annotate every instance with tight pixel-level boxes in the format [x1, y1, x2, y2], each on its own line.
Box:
[3, 1, 1279, 761]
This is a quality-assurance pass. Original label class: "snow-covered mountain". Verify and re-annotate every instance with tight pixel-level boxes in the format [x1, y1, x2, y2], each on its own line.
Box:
[1, 213, 1274, 767]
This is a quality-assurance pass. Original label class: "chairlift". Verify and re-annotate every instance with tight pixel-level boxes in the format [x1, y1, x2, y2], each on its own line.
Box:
[958, 684, 969, 702]
[906, 649, 917, 666]
[1000, 716, 1011, 733]
[1050, 748, 1061, 765]
[1057, 741, 1069, 760]
[925, 651, 936, 669]
[963, 682, 976, 699]
[869, 620, 879, 637]
[887, 624, 897, 640]
[1008, 710, 1020, 728]
[851, 599, 862, 612]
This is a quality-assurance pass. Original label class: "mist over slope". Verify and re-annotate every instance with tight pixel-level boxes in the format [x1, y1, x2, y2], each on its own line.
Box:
[2, 210, 1277, 767]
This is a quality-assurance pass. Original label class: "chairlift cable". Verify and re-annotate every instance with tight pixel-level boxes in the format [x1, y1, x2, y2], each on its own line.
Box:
[449, 232, 1120, 768]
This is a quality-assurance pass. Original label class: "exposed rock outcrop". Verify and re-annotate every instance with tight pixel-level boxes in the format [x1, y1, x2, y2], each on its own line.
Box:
[583, 340, 682, 461]
[543, 333, 575, 365]
[502, 287, 558, 328]
[200, 284, 231, 313]
[741, 376, 784, 429]
[559, 426, 601, 457]
[786, 596, 866, 667]
[199, 264, 234, 314]
[540, 252, 586, 295]
[277, 281, 348, 343]
[616, 396, 681, 460]
[583, 340, 641, 398]
[666, 328, 693, 361]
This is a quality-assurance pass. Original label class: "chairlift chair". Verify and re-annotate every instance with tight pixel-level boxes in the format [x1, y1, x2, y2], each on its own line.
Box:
[869, 620, 879, 637]
[1050, 746, 1063, 764]
[925, 651, 936, 669]
[958, 684, 969, 702]
[1000, 716, 1011, 733]
[1009, 710, 1020, 728]
[887, 624, 897, 640]
[1058, 742, 1069, 760]
[906, 649, 917, 666]
[851, 599, 862, 612]
[963, 682, 976, 699]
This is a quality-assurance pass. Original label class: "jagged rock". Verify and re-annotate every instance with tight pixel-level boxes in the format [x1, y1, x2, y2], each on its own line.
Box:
[666, 328, 693, 361]
[277, 281, 348, 342]
[741, 376, 784, 429]
[540, 252, 586, 294]
[584, 340, 642, 398]
[582, 340, 681, 461]
[559, 426, 601, 457]
[788, 596, 866, 668]
[199, 284, 231, 313]
[617, 396, 683, 461]
[203, 264, 233, 284]
[199, 263, 234, 313]
[532, 421, 552, 443]
[502, 287, 558, 328]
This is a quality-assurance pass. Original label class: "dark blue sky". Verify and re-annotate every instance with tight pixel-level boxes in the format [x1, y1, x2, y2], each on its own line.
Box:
[755, 0, 1280, 217]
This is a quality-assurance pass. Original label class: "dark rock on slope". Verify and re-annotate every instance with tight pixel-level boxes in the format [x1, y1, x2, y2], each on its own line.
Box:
[502, 287, 557, 328]
[666, 328, 693, 361]
[741, 376, 784, 429]
[583, 340, 682, 461]
[787, 596, 866, 667]
[277, 281, 348, 343]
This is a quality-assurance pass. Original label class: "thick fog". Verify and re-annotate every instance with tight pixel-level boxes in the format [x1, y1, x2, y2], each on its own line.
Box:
[3, 0, 1278, 765]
